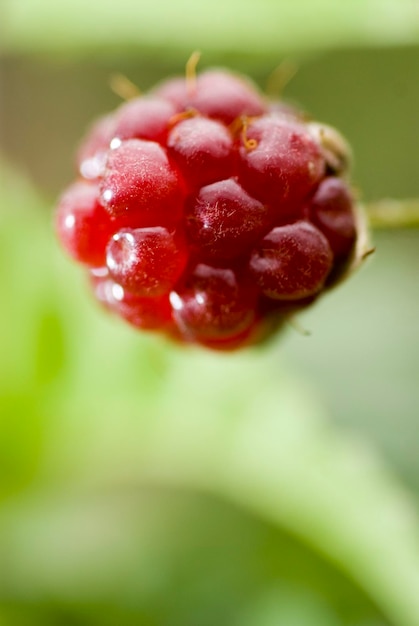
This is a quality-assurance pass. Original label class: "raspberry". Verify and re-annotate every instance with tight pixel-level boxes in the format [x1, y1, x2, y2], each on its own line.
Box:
[56, 62, 365, 350]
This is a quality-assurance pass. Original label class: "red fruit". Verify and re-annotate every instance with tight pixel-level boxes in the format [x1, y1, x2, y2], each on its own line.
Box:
[186, 178, 273, 261]
[167, 116, 235, 190]
[106, 227, 187, 296]
[55, 180, 115, 267]
[99, 139, 185, 225]
[56, 64, 362, 350]
[249, 221, 333, 300]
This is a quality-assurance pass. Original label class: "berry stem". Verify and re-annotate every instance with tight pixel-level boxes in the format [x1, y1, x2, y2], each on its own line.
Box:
[240, 116, 258, 151]
[186, 50, 201, 97]
[265, 59, 299, 98]
[366, 198, 419, 230]
[109, 74, 141, 101]
[286, 315, 311, 336]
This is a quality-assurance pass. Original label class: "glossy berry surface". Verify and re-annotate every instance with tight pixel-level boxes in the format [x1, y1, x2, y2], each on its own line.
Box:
[167, 116, 235, 190]
[249, 222, 333, 300]
[112, 96, 177, 144]
[99, 139, 185, 224]
[186, 178, 273, 261]
[170, 264, 257, 343]
[55, 180, 115, 267]
[238, 116, 325, 213]
[106, 227, 187, 296]
[92, 272, 172, 330]
[56, 65, 361, 350]
[309, 176, 357, 261]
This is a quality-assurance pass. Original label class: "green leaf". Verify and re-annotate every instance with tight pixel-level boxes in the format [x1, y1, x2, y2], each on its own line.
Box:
[124, 351, 419, 626]
[0, 488, 381, 625]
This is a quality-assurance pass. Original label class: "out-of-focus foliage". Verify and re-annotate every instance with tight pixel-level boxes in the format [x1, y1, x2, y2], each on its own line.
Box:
[4, 0, 419, 56]
[1, 164, 419, 626]
[2, 1, 419, 624]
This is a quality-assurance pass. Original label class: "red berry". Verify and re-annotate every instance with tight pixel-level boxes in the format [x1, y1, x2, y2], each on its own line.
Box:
[249, 221, 333, 300]
[106, 227, 187, 296]
[55, 180, 115, 267]
[56, 64, 362, 350]
[167, 116, 235, 190]
[186, 178, 273, 261]
[99, 139, 185, 225]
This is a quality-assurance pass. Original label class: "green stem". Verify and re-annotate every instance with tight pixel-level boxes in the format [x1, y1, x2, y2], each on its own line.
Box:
[366, 199, 419, 230]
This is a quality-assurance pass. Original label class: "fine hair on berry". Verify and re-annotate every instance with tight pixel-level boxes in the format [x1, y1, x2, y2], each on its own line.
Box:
[55, 62, 361, 350]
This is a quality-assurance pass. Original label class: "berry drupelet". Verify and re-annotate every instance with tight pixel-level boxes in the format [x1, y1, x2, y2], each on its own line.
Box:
[55, 65, 366, 350]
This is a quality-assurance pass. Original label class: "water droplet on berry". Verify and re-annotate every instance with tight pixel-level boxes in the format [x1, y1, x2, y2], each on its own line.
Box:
[112, 282, 124, 301]
[110, 137, 122, 150]
[102, 189, 113, 203]
[106, 226, 188, 297]
[64, 214, 76, 229]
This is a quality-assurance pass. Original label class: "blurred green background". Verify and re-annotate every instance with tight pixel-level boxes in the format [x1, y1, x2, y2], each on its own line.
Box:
[1, 1, 419, 625]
